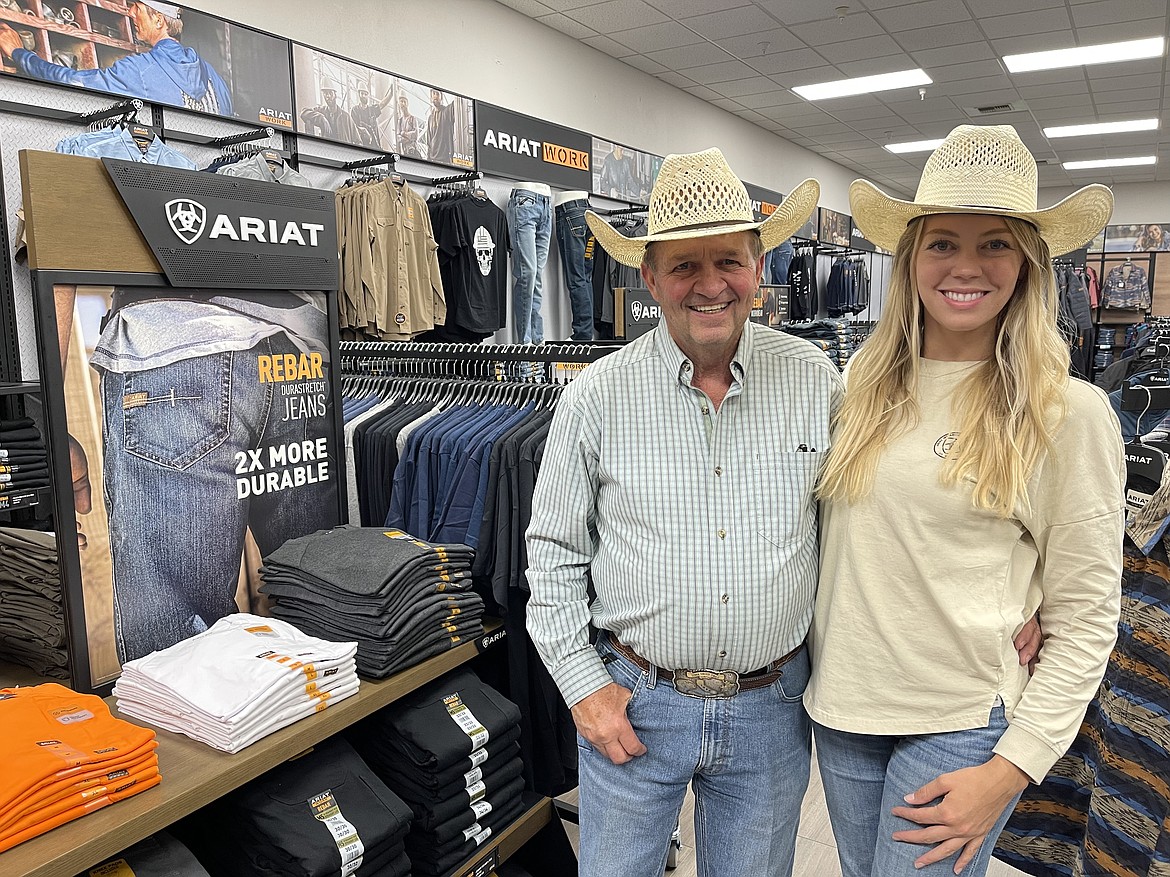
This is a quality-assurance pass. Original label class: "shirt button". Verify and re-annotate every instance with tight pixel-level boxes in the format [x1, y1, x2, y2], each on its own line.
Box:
[714, 466, 723, 476]
[721, 594, 729, 604]
[718, 650, 727, 658]
[701, 406, 709, 415]
[718, 529, 726, 539]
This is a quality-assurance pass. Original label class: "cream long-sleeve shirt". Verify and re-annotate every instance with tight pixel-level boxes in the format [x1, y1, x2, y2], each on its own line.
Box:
[805, 358, 1124, 782]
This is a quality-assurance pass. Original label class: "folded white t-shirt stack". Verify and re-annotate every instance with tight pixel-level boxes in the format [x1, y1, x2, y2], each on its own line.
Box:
[114, 614, 359, 753]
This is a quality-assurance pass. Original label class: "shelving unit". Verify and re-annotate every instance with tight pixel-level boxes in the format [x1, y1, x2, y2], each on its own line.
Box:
[0, 619, 561, 877]
[0, 0, 136, 77]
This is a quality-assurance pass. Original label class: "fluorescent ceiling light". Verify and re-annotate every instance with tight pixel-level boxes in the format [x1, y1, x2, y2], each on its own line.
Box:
[884, 138, 945, 154]
[1004, 37, 1164, 73]
[1044, 118, 1159, 138]
[1062, 156, 1156, 170]
[793, 68, 931, 101]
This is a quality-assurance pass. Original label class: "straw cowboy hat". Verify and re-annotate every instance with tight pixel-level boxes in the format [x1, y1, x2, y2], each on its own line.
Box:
[586, 147, 819, 269]
[850, 124, 1113, 256]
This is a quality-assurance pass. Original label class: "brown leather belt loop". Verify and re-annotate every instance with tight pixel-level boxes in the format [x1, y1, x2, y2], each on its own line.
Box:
[608, 636, 803, 696]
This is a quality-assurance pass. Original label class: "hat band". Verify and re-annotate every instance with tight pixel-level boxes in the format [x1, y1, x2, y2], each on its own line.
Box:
[654, 217, 756, 236]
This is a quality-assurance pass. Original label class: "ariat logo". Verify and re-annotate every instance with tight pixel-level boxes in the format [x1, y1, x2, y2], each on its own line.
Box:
[123, 392, 149, 410]
[165, 198, 206, 244]
[934, 432, 959, 459]
[630, 300, 661, 322]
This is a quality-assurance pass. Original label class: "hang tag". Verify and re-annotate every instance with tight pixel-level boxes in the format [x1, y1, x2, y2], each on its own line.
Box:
[444, 693, 490, 749]
[308, 791, 365, 877]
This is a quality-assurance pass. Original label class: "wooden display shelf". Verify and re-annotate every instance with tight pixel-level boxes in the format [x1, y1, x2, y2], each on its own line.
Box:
[447, 796, 553, 877]
[0, 485, 50, 511]
[0, 8, 136, 52]
[0, 382, 39, 396]
[0, 620, 516, 877]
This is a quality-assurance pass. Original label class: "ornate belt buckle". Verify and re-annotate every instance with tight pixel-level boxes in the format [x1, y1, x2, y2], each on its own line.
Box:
[673, 669, 740, 698]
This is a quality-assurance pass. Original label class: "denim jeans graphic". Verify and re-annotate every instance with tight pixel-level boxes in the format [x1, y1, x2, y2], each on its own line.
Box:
[555, 199, 595, 341]
[813, 704, 1023, 877]
[577, 634, 811, 877]
[98, 333, 337, 664]
[507, 189, 552, 344]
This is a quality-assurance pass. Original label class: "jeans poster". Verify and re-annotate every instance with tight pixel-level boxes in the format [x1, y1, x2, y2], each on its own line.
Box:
[51, 283, 340, 687]
[0, 2, 294, 127]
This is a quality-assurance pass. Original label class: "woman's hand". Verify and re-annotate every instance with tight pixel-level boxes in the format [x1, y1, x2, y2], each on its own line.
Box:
[890, 755, 1030, 874]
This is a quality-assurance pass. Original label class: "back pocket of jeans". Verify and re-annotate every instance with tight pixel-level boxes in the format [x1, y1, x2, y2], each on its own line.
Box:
[122, 353, 232, 470]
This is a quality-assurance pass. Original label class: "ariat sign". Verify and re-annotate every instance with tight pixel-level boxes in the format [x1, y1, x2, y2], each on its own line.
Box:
[630, 300, 660, 322]
[475, 102, 593, 189]
[165, 199, 326, 247]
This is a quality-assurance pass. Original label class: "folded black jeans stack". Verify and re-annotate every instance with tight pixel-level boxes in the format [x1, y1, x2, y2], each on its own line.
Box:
[260, 526, 485, 678]
[0, 527, 66, 678]
[350, 669, 527, 875]
[176, 736, 413, 877]
[0, 417, 49, 495]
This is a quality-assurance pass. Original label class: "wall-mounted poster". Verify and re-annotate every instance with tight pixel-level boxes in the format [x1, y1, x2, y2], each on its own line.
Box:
[0, 1, 294, 127]
[1103, 223, 1170, 252]
[743, 181, 784, 223]
[292, 44, 474, 169]
[42, 281, 342, 689]
[819, 207, 851, 247]
[592, 138, 662, 205]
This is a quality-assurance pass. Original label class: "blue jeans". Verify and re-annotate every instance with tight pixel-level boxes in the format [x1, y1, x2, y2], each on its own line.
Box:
[813, 705, 1022, 877]
[767, 239, 795, 286]
[99, 335, 338, 663]
[578, 634, 812, 877]
[507, 189, 552, 344]
[554, 198, 595, 341]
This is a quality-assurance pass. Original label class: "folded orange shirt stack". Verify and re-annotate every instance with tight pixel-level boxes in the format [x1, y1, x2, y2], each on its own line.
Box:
[0, 682, 159, 852]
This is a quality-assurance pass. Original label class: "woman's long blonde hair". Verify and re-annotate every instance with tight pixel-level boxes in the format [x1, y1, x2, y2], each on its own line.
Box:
[817, 215, 1070, 517]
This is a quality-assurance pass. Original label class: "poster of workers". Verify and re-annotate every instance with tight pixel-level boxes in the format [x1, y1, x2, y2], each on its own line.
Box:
[0, 1, 294, 127]
[292, 43, 475, 169]
[43, 281, 340, 689]
[592, 137, 663, 205]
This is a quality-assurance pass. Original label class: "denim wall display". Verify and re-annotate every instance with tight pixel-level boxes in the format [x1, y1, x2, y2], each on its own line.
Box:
[507, 188, 551, 344]
[554, 197, 595, 341]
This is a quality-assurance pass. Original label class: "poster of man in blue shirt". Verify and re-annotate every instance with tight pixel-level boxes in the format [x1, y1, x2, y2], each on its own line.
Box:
[0, 1, 294, 126]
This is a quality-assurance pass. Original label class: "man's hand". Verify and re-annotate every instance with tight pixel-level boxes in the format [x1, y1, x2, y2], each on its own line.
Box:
[571, 682, 647, 765]
[0, 24, 25, 59]
[890, 755, 1030, 874]
[1014, 614, 1043, 675]
[68, 435, 91, 549]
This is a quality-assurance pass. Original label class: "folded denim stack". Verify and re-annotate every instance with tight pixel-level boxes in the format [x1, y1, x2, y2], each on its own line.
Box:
[0, 418, 49, 495]
[78, 831, 209, 877]
[260, 526, 485, 678]
[1, 683, 159, 854]
[113, 613, 359, 753]
[0, 527, 67, 678]
[351, 669, 527, 875]
[177, 736, 412, 877]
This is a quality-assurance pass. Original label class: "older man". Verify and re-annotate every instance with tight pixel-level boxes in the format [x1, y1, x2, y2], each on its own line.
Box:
[526, 148, 834, 876]
[0, 1, 231, 115]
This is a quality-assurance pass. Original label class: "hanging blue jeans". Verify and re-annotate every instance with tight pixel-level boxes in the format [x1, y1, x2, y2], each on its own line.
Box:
[507, 189, 552, 344]
[554, 198, 595, 341]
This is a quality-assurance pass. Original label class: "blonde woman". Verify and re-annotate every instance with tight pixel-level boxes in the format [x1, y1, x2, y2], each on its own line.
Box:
[805, 125, 1124, 877]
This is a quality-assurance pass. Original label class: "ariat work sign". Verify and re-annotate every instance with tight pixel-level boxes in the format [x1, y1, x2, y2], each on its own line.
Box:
[474, 102, 592, 189]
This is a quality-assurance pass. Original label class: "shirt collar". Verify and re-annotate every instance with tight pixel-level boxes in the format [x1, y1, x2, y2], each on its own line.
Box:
[653, 319, 754, 386]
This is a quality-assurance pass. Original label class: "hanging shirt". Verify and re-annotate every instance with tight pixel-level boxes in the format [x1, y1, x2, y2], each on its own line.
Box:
[432, 195, 510, 335]
[216, 153, 313, 187]
[55, 126, 196, 169]
[1102, 263, 1151, 310]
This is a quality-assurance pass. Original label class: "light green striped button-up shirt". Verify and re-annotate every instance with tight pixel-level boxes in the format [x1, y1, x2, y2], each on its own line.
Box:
[526, 320, 844, 708]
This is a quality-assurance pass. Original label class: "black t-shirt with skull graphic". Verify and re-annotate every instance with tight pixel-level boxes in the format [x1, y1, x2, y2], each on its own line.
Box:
[430, 194, 510, 335]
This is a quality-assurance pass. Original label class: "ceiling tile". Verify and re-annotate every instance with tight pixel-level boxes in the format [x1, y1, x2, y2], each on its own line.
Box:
[927, 59, 1006, 83]
[535, 12, 599, 38]
[1090, 72, 1163, 93]
[655, 70, 698, 88]
[708, 76, 785, 97]
[770, 65, 841, 87]
[909, 42, 998, 67]
[681, 83, 724, 100]
[1075, 20, 1167, 44]
[789, 12, 888, 45]
[1071, 0, 1168, 27]
[870, 0, 971, 31]
[563, 0, 669, 32]
[708, 97, 745, 111]
[828, 103, 902, 121]
[1093, 85, 1164, 103]
[1028, 94, 1095, 110]
[682, 5, 781, 40]
[981, 7, 1073, 39]
[936, 74, 1017, 97]
[643, 0, 737, 14]
[989, 31, 1078, 56]
[609, 21, 706, 52]
[685, 59, 762, 83]
[582, 34, 635, 56]
[896, 21, 988, 52]
[815, 35, 905, 64]
[753, 0, 841, 25]
[1015, 81, 1090, 99]
[736, 89, 803, 108]
[1006, 68, 1088, 86]
[621, 53, 669, 74]
[716, 28, 808, 59]
[643, 42, 731, 68]
[534, 0, 608, 9]
[749, 47, 831, 76]
[965, 0, 1064, 13]
[838, 55, 921, 77]
[1085, 58, 1165, 80]
[494, 0, 557, 16]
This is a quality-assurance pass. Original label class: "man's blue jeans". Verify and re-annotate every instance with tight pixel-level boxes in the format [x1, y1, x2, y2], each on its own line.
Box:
[99, 335, 338, 664]
[577, 633, 812, 877]
[507, 189, 552, 344]
[813, 704, 1023, 877]
[554, 198, 595, 341]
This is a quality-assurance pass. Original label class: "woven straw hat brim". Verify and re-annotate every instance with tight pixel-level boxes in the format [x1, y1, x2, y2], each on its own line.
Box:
[850, 178, 1114, 256]
[587, 178, 820, 269]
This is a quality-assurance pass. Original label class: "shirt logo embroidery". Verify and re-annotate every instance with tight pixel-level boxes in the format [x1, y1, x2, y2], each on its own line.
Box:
[934, 432, 959, 459]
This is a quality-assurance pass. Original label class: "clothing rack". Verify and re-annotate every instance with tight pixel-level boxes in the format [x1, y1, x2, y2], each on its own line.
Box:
[598, 206, 646, 217]
[343, 152, 402, 171]
[204, 126, 275, 149]
[340, 340, 624, 383]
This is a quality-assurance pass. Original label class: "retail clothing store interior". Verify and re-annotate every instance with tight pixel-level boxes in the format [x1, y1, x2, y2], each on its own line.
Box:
[0, 0, 1167, 875]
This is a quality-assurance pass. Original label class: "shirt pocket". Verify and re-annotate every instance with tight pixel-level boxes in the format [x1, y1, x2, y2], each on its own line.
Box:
[755, 451, 825, 549]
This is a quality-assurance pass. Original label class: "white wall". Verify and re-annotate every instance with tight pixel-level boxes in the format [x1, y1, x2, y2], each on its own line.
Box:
[1040, 182, 1170, 225]
[191, 0, 859, 210]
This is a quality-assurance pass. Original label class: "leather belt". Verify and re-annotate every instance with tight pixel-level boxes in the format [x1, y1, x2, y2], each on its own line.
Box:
[608, 636, 803, 699]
